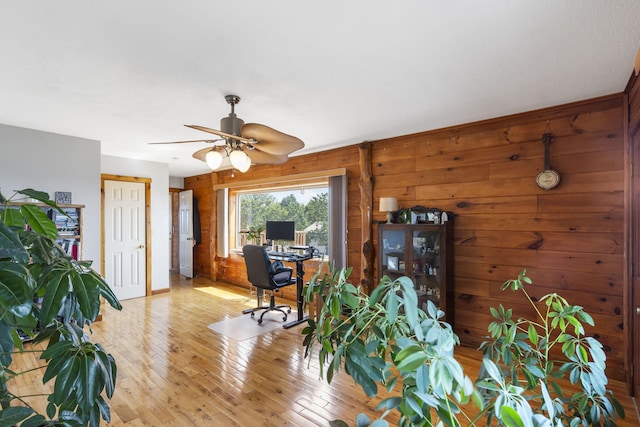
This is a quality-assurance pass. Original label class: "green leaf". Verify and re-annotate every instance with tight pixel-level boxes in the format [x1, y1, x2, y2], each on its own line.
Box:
[345, 356, 378, 396]
[90, 269, 122, 310]
[0, 221, 29, 263]
[398, 276, 418, 326]
[20, 414, 47, 427]
[330, 295, 341, 319]
[95, 395, 112, 423]
[95, 350, 117, 398]
[527, 324, 538, 345]
[0, 407, 35, 426]
[39, 266, 71, 325]
[395, 350, 428, 372]
[51, 355, 80, 404]
[500, 406, 525, 427]
[0, 320, 16, 366]
[77, 352, 101, 413]
[14, 188, 51, 204]
[2, 207, 25, 228]
[322, 338, 334, 354]
[481, 358, 503, 384]
[42, 340, 75, 383]
[71, 269, 101, 321]
[0, 261, 33, 303]
[386, 290, 398, 323]
[341, 290, 360, 309]
[369, 283, 386, 306]
[20, 204, 58, 239]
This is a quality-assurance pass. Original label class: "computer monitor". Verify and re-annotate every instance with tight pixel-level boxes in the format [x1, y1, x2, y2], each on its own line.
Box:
[266, 221, 295, 242]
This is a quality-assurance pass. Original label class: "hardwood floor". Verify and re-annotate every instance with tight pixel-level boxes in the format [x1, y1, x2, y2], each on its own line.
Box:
[10, 275, 640, 426]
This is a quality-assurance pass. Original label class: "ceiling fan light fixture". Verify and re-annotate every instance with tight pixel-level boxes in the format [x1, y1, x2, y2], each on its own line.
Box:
[229, 149, 251, 173]
[152, 94, 304, 176]
[205, 150, 223, 170]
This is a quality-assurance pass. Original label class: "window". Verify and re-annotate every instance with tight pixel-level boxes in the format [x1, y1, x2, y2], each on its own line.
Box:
[216, 169, 347, 267]
[235, 184, 330, 255]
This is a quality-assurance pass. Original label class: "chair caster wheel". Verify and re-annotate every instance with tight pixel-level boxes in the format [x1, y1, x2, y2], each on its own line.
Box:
[287, 308, 292, 313]
[258, 319, 263, 324]
[250, 312, 255, 319]
[283, 316, 287, 322]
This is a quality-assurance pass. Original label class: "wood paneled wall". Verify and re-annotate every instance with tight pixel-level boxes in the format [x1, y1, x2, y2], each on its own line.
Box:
[186, 145, 364, 302]
[371, 94, 628, 381]
[185, 94, 629, 381]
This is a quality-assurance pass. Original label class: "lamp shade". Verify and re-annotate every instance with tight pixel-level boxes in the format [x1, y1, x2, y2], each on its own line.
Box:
[379, 197, 399, 212]
[205, 150, 223, 170]
[229, 149, 251, 173]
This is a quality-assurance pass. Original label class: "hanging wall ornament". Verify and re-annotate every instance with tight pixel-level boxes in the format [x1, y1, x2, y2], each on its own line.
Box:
[536, 130, 560, 190]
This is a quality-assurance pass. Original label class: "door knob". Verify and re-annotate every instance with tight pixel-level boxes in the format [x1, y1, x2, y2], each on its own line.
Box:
[636, 307, 640, 314]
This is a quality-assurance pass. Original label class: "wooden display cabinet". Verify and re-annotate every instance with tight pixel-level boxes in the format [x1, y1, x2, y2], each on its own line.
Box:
[377, 222, 453, 321]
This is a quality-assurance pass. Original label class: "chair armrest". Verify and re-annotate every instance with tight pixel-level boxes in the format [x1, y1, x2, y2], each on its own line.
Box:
[272, 267, 294, 284]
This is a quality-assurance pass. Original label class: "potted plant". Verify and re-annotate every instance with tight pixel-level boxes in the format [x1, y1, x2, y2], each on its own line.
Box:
[246, 224, 265, 245]
[302, 266, 624, 426]
[0, 188, 122, 427]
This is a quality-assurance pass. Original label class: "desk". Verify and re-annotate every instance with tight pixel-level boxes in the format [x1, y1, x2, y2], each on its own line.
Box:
[267, 251, 312, 329]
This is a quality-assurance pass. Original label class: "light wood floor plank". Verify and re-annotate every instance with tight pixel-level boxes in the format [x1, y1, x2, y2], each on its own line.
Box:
[8, 274, 640, 426]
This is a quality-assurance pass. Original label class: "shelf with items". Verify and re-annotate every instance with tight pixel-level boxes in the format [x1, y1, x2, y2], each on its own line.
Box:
[3, 202, 84, 260]
[50, 205, 83, 260]
[378, 221, 453, 322]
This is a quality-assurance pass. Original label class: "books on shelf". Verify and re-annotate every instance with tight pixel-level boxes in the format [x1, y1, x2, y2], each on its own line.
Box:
[57, 238, 79, 260]
[51, 208, 79, 235]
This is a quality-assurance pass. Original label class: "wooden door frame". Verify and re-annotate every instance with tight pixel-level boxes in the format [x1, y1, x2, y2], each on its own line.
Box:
[101, 174, 152, 297]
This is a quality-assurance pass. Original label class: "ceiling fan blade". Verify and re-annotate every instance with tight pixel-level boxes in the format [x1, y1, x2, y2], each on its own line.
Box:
[241, 123, 304, 155]
[245, 149, 289, 165]
[185, 124, 256, 144]
[148, 139, 221, 145]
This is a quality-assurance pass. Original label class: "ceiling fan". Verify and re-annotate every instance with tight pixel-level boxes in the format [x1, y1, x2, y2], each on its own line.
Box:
[150, 94, 304, 173]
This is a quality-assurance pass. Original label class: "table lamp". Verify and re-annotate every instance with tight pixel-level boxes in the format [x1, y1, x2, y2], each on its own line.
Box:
[379, 197, 399, 223]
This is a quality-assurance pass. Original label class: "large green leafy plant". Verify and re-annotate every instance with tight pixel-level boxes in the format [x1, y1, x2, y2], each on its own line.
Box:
[478, 270, 624, 427]
[0, 188, 122, 427]
[302, 267, 624, 427]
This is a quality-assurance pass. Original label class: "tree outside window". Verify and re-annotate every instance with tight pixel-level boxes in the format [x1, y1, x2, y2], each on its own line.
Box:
[237, 186, 329, 254]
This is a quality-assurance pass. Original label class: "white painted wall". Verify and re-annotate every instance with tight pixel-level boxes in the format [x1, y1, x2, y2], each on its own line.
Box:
[0, 123, 171, 293]
[101, 155, 170, 291]
[0, 124, 102, 264]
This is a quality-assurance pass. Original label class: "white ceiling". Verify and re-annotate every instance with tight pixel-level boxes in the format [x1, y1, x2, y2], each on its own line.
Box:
[1, 1, 639, 178]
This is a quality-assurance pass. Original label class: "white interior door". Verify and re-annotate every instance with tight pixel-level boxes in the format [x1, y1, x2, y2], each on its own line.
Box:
[104, 180, 147, 300]
[179, 190, 194, 278]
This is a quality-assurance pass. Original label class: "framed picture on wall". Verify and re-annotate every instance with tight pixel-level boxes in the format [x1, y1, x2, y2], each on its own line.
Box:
[55, 191, 72, 205]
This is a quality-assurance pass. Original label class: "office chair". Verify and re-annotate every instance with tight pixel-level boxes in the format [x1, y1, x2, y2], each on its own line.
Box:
[242, 245, 296, 324]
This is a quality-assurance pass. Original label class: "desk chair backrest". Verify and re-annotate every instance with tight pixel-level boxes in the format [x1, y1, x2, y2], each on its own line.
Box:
[243, 245, 274, 289]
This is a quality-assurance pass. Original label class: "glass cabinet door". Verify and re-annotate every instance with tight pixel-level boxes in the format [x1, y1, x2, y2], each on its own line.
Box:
[380, 227, 406, 278]
[378, 222, 453, 322]
[412, 229, 441, 312]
